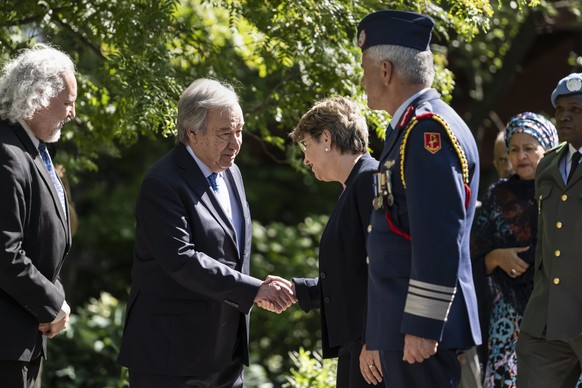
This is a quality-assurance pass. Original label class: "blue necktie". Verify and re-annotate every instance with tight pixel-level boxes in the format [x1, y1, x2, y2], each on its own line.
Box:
[38, 142, 66, 213]
[207, 173, 219, 192]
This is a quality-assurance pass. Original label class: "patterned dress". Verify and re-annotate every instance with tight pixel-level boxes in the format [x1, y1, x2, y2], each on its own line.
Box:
[472, 176, 536, 387]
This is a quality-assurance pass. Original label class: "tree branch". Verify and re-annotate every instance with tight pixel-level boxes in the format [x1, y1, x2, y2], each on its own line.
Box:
[51, 15, 106, 61]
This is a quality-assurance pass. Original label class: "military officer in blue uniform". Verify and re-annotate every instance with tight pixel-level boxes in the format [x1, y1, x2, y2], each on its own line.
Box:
[358, 10, 482, 387]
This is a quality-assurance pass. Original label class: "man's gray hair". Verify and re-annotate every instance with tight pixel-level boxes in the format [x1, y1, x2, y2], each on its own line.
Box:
[366, 44, 434, 87]
[0, 43, 75, 123]
[176, 78, 240, 145]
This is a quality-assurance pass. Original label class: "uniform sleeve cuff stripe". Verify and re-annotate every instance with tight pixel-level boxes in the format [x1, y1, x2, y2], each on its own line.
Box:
[410, 279, 456, 295]
[404, 293, 452, 321]
[408, 288, 455, 302]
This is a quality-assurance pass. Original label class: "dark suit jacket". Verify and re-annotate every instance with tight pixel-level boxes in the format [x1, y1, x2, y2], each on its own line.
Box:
[366, 89, 481, 351]
[117, 143, 262, 376]
[521, 143, 582, 340]
[0, 120, 71, 362]
[293, 153, 378, 358]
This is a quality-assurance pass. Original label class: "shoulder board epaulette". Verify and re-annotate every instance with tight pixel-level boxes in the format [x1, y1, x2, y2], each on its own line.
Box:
[399, 112, 470, 189]
[544, 141, 568, 155]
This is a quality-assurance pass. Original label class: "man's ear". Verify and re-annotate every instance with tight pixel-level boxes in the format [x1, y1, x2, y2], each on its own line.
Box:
[381, 60, 393, 85]
[186, 129, 197, 144]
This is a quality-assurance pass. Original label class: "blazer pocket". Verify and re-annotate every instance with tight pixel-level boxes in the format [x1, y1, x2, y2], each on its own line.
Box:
[154, 298, 207, 315]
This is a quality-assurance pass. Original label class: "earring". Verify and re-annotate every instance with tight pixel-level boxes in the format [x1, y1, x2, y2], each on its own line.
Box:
[325, 148, 329, 152]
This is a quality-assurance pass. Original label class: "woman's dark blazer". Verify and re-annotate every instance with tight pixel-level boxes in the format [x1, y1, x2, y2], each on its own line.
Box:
[293, 153, 378, 358]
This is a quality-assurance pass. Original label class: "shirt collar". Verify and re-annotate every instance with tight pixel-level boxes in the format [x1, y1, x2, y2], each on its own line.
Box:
[390, 88, 430, 127]
[567, 143, 582, 162]
[185, 144, 221, 179]
[17, 118, 41, 149]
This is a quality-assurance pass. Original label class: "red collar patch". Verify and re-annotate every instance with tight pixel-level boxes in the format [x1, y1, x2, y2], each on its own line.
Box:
[397, 105, 415, 130]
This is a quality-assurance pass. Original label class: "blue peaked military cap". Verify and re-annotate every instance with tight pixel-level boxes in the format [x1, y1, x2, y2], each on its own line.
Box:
[551, 73, 582, 107]
[357, 10, 434, 52]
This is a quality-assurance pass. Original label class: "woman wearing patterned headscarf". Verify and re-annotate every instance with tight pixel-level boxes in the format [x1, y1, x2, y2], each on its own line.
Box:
[471, 112, 559, 387]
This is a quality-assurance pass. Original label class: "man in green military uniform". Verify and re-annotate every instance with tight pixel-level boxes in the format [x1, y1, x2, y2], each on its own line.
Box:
[517, 72, 582, 387]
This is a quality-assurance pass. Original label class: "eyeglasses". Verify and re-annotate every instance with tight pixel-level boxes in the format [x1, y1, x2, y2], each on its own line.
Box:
[298, 134, 314, 153]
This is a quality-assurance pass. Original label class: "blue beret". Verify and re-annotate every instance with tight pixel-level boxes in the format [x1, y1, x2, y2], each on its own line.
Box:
[551, 73, 582, 107]
[357, 10, 434, 52]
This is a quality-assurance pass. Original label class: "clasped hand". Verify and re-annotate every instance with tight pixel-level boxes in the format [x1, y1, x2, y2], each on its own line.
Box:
[38, 300, 70, 339]
[254, 275, 296, 314]
[485, 246, 530, 278]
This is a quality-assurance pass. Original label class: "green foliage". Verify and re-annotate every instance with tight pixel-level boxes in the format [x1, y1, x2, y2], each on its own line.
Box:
[282, 347, 338, 388]
[58, 135, 174, 309]
[43, 292, 128, 388]
[0, 0, 552, 171]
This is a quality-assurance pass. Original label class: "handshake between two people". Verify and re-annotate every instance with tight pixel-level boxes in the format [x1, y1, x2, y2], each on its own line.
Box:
[254, 275, 297, 314]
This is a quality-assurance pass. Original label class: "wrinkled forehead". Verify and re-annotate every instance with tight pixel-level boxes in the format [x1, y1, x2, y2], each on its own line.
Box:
[61, 72, 77, 94]
[210, 104, 244, 128]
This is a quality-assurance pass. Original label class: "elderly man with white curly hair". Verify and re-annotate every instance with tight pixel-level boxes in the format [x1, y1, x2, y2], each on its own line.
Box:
[0, 43, 77, 388]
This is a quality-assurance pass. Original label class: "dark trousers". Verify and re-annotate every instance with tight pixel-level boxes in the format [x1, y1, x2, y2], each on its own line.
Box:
[380, 348, 461, 388]
[517, 331, 582, 388]
[336, 341, 375, 388]
[129, 355, 244, 388]
[0, 357, 42, 388]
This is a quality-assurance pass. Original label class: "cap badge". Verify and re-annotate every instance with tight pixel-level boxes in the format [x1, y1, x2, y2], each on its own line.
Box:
[566, 77, 582, 93]
[358, 29, 366, 48]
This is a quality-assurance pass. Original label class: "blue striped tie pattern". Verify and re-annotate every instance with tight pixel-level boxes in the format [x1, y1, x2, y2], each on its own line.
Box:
[207, 172, 219, 192]
[38, 142, 66, 213]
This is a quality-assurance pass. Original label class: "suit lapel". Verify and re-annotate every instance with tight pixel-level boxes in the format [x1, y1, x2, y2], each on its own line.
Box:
[13, 126, 70, 242]
[174, 145, 239, 254]
[567, 150, 582, 186]
[224, 168, 249, 256]
[548, 146, 568, 188]
[378, 124, 398, 163]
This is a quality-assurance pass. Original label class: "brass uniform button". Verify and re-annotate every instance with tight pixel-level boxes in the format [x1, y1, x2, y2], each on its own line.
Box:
[553, 278, 560, 285]
[555, 250, 561, 257]
[556, 222, 563, 229]
[367, 225, 372, 233]
[561, 194, 568, 201]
